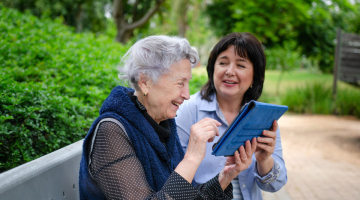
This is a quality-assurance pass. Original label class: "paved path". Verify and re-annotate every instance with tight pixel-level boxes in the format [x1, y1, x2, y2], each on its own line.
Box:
[262, 115, 360, 200]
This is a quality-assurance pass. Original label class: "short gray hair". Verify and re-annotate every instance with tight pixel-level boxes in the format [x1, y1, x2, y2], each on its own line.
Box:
[118, 35, 199, 90]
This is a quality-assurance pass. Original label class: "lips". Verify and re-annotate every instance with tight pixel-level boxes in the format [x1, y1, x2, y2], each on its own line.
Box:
[172, 101, 182, 106]
[223, 80, 237, 84]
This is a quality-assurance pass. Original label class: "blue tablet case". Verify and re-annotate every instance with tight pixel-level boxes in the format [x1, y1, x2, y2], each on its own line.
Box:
[211, 100, 288, 156]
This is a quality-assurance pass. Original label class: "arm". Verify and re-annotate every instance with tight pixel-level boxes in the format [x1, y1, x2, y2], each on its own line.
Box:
[177, 116, 257, 193]
[253, 121, 287, 192]
[176, 97, 257, 191]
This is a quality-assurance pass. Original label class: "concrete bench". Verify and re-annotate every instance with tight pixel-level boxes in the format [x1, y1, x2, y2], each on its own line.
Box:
[0, 140, 83, 200]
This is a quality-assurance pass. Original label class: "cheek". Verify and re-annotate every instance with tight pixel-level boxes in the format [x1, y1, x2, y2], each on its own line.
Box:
[213, 67, 223, 81]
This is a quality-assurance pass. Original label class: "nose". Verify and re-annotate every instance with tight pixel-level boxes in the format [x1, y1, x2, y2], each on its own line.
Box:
[226, 64, 235, 76]
[181, 84, 190, 100]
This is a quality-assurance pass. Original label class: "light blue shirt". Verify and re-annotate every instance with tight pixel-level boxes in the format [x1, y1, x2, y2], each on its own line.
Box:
[175, 92, 287, 200]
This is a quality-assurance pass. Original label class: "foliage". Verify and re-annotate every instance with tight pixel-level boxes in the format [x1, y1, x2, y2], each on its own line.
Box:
[282, 82, 360, 118]
[265, 42, 303, 71]
[349, 1, 360, 33]
[0, 5, 130, 171]
[0, 4, 130, 113]
[109, 0, 168, 43]
[334, 86, 360, 117]
[146, 0, 219, 65]
[0, 0, 109, 33]
[265, 42, 304, 95]
[0, 76, 92, 172]
[189, 71, 207, 95]
[205, 0, 359, 73]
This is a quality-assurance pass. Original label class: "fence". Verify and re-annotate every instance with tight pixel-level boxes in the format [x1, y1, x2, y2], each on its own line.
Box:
[333, 29, 360, 97]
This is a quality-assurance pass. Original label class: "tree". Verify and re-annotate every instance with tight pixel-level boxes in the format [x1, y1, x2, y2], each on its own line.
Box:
[175, 0, 190, 37]
[205, 0, 357, 72]
[1, 0, 109, 33]
[112, 0, 166, 43]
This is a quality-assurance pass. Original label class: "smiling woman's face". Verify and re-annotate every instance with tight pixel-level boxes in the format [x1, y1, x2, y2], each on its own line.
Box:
[213, 45, 254, 102]
[144, 59, 192, 123]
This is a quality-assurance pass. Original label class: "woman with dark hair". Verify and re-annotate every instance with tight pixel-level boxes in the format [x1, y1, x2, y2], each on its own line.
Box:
[176, 32, 287, 200]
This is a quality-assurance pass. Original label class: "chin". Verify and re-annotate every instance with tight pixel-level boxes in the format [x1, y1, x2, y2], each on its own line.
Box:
[168, 113, 177, 119]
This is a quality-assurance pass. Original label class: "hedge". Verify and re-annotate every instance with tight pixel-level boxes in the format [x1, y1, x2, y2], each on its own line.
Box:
[0, 5, 130, 172]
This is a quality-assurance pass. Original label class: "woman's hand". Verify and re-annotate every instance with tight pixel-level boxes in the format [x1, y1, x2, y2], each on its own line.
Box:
[255, 120, 278, 176]
[175, 118, 221, 183]
[218, 138, 257, 190]
[185, 117, 221, 162]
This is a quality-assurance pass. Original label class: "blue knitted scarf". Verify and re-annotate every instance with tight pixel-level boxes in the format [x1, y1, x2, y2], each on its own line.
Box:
[79, 86, 185, 199]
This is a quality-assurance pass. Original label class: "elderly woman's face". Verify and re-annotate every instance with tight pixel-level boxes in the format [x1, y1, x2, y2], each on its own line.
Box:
[145, 59, 192, 123]
[213, 45, 253, 101]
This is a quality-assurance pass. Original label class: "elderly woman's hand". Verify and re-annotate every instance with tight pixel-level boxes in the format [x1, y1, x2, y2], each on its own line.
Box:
[175, 118, 221, 183]
[218, 138, 257, 190]
[184, 117, 221, 163]
[255, 120, 278, 176]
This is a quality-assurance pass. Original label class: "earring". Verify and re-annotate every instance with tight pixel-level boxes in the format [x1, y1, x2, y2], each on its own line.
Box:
[143, 92, 147, 96]
[250, 85, 253, 88]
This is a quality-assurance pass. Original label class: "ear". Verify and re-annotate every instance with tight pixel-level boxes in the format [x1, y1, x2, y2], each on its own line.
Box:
[137, 74, 151, 95]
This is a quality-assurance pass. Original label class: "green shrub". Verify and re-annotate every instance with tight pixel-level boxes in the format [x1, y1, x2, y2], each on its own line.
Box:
[0, 76, 92, 172]
[335, 87, 360, 117]
[0, 4, 130, 114]
[282, 82, 360, 118]
[189, 73, 207, 95]
[0, 5, 131, 172]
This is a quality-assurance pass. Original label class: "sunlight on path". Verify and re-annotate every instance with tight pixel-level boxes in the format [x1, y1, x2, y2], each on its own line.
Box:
[263, 115, 360, 200]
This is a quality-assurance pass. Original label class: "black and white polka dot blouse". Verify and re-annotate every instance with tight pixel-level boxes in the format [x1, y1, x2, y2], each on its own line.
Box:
[87, 92, 233, 199]
[89, 121, 233, 199]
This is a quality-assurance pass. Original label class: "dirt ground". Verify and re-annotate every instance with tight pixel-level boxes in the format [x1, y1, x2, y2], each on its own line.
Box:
[279, 114, 360, 168]
[262, 114, 360, 200]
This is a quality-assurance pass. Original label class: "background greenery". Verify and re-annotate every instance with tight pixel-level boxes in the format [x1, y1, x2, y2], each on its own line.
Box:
[1, 0, 359, 172]
[0, 5, 129, 172]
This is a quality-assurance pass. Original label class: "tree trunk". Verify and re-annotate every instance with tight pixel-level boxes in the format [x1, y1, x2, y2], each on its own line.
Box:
[75, 3, 83, 32]
[176, 0, 190, 37]
[116, 28, 135, 43]
[113, 0, 166, 44]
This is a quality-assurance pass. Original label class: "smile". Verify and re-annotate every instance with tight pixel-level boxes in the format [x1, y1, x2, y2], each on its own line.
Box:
[224, 81, 236, 84]
[172, 101, 181, 106]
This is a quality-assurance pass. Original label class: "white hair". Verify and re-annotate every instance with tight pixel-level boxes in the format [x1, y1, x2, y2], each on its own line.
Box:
[118, 35, 199, 90]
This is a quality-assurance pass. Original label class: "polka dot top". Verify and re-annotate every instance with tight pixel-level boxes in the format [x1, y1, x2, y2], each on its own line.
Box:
[89, 121, 233, 199]
[88, 93, 233, 199]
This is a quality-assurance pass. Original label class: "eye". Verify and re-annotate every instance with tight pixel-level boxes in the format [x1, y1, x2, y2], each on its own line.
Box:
[178, 82, 184, 87]
[237, 65, 245, 68]
[219, 62, 227, 65]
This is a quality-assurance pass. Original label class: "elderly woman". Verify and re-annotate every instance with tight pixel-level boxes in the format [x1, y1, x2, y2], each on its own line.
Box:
[79, 35, 257, 200]
[175, 33, 287, 200]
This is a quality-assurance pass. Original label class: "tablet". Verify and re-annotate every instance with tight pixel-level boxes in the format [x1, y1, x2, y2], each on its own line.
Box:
[211, 100, 288, 156]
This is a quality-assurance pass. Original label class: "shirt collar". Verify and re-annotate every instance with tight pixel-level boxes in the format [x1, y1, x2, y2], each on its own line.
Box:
[198, 92, 218, 112]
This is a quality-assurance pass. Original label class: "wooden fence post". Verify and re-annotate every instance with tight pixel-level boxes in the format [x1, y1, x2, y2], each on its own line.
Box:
[332, 29, 342, 100]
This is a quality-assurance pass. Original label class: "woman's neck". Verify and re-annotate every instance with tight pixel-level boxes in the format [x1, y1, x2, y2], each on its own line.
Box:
[216, 93, 243, 124]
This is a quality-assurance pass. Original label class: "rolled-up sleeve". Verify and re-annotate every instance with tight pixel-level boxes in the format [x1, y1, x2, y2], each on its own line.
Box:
[253, 128, 287, 192]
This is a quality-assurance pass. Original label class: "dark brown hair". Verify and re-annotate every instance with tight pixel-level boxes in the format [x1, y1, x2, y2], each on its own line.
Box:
[200, 32, 266, 107]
